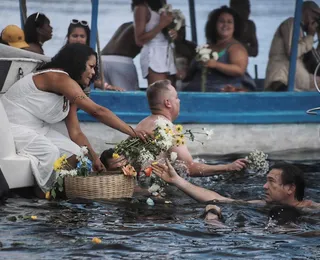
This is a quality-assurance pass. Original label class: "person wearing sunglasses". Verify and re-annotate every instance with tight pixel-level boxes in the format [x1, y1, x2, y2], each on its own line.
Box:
[24, 12, 53, 55]
[64, 19, 124, 92]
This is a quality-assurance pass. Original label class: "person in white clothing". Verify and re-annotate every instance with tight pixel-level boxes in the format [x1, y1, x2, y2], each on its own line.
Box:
[132, 0, 177, 86]
[1, 43, 151, 192]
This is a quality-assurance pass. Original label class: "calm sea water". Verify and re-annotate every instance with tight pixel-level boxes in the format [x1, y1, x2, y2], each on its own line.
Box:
[0, 159, 320, 259]
[2, 0, 320, 88]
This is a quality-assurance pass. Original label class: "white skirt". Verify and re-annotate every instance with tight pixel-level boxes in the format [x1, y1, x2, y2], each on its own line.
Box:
[140, 42, 177, 78]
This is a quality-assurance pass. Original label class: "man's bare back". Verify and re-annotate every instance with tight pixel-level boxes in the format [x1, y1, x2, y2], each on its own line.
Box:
[101, 22, 141, 58]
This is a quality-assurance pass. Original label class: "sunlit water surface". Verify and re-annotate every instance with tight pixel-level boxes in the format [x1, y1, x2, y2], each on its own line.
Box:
[1, 157, 319, 260]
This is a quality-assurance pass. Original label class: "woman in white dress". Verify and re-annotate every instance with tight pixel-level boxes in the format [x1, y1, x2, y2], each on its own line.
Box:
[1, 43, 150, 192]
[132, 0, 177, 86]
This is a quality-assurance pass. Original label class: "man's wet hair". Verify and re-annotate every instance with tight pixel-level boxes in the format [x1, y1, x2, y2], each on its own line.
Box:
[268, 205, 301, 225]
[147, 79, 172, 110]
[100, 148, 115, 169]
[270, 162, 305, 201]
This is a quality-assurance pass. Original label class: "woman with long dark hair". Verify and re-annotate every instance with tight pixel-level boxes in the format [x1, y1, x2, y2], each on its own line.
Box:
[132, 0, 177, 86]
[1, 43, 150, 192]
[24, 12, 53, 54]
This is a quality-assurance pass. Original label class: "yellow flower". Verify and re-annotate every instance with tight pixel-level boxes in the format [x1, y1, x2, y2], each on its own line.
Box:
[31, 216, 37, 220]
[175, 125, 183, 133]
[155, 135, 161, 140]
[92, 237, 102, 244]
[175, 137, 183, 146]
[45, 191, 51, 200]
[112, 153, 120, 159]
[151, 161, 158, 165]
[53, 155, 68, 171]
[165, 128, 170, 134]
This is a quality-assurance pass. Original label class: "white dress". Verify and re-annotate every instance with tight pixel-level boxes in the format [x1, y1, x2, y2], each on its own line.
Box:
[1, 69, 81, 191]
[139, 6, 177, 78]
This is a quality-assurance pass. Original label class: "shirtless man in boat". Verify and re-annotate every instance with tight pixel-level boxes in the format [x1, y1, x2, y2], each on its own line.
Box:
[152, 159, 320, 209]
[135, 79, 248, 177]
[101, 22, 141, 91]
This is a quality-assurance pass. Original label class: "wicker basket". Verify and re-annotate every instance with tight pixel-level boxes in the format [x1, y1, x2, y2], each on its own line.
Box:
[64, 171, 135, 200]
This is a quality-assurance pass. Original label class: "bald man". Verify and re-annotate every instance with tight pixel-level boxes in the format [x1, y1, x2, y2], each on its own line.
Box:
[136, 80, 248, 177]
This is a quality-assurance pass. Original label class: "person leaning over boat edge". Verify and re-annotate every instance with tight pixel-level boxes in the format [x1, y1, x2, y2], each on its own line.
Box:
[152, 160, 320, 209]
[135, 79, 248, 177]
[0, 43, 151, 193]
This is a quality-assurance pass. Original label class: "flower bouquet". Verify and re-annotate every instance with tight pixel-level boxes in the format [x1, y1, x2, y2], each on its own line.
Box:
[112, 117, 212, 195]
[195, 44, 219, 92]
[245, 149, 269, 175]
[50, 146, 135, 200]
[159, 4, 185, 41]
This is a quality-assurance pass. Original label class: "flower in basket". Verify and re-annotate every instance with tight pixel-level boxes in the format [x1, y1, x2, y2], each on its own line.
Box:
[195, 44, 219, 92]
[245, 149, 269, 175]
[50, 146, 92, 199]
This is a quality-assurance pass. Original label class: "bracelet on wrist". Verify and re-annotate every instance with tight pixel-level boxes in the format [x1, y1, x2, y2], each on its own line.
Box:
[129, 125, 137, 137]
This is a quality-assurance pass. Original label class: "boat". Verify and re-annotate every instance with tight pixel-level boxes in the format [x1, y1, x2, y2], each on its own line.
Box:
[0, 0, 319, 190]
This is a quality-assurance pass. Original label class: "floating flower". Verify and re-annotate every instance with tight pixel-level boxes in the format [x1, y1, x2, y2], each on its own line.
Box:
[92, 237, 102, 244]
[31, 216, 37, 220]
[45, 191, 51, 200]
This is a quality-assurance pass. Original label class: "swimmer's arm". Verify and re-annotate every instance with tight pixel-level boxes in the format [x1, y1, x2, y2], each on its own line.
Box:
[174, 177, 234, 203]
[170, 145, 247, 176]
[151, 159, 234, 203]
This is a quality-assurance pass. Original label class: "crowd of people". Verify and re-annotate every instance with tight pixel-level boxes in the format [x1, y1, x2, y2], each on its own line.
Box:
[2, 1, 320, 92]
[0, 0, 320, 225]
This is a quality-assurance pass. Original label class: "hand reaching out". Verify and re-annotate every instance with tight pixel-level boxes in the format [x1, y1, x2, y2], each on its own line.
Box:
[225, 158, 248, 172]
[151, 158, 180, 184]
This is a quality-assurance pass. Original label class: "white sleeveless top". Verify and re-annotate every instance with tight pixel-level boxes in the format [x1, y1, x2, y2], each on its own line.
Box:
[140, 6, 177, 78]
[145, 7, 167, 45]
[1, 69, 70, 132]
